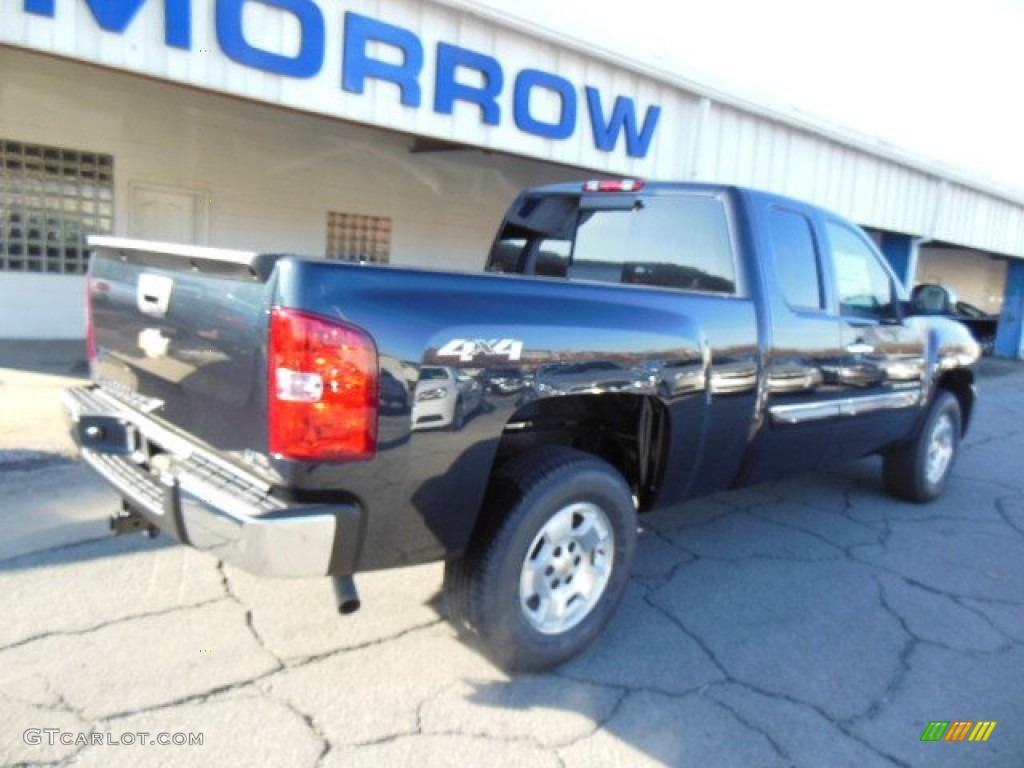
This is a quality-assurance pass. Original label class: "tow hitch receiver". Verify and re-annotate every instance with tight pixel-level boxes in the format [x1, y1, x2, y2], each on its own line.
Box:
[110, 505, 159, 538]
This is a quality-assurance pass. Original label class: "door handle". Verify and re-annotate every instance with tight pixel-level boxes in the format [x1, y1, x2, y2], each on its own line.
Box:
[846, 342, 874, 355]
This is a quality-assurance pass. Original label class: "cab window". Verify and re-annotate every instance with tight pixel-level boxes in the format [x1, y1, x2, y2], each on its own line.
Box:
[487, 193, 737, 294]
[768, 208, 823, 310]
[570, 195, 736, 293]
[826, 222, 896, 319]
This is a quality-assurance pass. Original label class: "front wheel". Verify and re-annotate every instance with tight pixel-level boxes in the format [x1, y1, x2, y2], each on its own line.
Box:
[883, 390, 962, 503]
[445, 447, 636, 672]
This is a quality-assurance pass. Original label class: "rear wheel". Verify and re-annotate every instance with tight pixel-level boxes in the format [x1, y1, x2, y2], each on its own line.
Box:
[883, 390, 961, 503]
[445, 447, 636, 672]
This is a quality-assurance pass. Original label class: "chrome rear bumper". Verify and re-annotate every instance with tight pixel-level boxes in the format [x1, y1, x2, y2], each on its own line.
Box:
[61, 386, 360, 577]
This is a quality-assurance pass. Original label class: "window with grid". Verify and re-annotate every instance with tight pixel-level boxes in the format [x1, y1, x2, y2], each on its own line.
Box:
[326, 212, 391, 264]
[0, 140, 114, 274]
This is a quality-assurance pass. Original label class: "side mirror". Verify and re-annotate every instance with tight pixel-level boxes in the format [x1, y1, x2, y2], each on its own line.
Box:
[910, 284, 955, 315]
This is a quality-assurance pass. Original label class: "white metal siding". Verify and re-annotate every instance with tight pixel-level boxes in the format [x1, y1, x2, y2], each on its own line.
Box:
[0, 48, 570, 337]
[1, 0, 1023, 259]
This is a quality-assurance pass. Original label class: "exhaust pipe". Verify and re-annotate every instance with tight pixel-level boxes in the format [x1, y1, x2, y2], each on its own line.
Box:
[332, 574, 361, 615]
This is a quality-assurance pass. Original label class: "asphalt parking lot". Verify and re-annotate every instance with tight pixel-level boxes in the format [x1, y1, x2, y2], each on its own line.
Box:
[2, 342, 1023, 768]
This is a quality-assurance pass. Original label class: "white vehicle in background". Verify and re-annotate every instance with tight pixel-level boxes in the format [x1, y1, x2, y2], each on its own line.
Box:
[412, 366, 484, 430]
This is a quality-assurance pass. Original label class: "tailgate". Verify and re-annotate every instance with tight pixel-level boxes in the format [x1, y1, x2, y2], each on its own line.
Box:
[88, 236, 280, 453]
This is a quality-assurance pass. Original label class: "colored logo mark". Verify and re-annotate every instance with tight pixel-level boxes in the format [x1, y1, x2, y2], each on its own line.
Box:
[920, 721, 997, 742]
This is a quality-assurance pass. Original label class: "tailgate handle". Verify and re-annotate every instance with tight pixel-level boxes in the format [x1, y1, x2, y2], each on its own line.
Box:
[137, 273, 174, 316]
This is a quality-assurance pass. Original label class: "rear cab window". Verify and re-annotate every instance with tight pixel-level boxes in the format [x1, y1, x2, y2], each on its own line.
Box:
[767, 207, 825, 311]
[487, 191, 739, 296]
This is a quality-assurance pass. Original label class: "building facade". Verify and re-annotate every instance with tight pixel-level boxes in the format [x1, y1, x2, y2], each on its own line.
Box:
[2, 0, 1023, 355]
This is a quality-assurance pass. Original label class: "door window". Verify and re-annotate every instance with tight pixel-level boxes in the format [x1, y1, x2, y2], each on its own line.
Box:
[827, 222, 896, 319]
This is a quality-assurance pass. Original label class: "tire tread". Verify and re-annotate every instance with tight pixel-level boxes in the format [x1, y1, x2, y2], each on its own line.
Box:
[883, 390, 961, 503]
[445, 446, 635, 671]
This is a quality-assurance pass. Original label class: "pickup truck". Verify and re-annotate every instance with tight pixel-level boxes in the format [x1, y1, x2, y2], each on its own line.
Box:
[63, 180, 980, 672]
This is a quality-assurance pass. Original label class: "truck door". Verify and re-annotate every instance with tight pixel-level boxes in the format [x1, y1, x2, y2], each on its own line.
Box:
[746, 205, 844, 481]
[823, 219, 926, 461]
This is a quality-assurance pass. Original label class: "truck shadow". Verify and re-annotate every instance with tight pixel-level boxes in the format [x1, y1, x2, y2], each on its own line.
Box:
[0, 530, 172, 574]
[0, 339, 89, 376]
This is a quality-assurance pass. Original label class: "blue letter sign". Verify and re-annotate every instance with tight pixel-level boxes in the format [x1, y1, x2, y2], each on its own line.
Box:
[25, 0, 191, 48]
[434, 43, 503, 126]
[513, 70, 577, 140]
[22, 2, 662, 158]
[342, 11, 424, 108]
[586, 87, 661, 158]
[217, 0, 324, 78]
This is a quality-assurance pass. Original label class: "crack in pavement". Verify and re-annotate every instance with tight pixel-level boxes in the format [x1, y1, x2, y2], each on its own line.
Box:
[641, 586, 912, 768]
[642, 499, 741, 535]
[0, 596, 230, 654]
[215, 562, 285, 668]
[404, 674, 631, 756]
[274, 696, 332, 768]
[706, 694, 792, 764]
[633, 523, 698, 588]
[960, 427, 1024, 451]
[0, 533, 120, 569]
[282, 618, 447, 672]
[847, 539, 1021, 605]
[553, 664, 726, 708]
[214, 561, 335, 767]
[874, 571, 1021, 650]
[99, 678, 271, 723]
[0, 686, 84, 718]
[847, 577, 917, 728]
[745, 507, 860, 555]
[564, 685, 631, 749]
[995, 495, 1024, 538]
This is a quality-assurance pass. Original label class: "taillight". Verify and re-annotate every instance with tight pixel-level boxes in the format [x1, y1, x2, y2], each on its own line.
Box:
[85, 276, 97, 368]
[582, 179, 645, 193]
[268, 307, 378, 461]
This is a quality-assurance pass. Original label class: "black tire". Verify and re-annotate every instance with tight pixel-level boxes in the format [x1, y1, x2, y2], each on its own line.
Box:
[445, 446, 637, 672]
[449, 398, 466, 431]
[883, 390, 961, 503]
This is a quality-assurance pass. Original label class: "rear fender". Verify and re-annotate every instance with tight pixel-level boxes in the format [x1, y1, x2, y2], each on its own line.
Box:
[410, 321, 706, 557]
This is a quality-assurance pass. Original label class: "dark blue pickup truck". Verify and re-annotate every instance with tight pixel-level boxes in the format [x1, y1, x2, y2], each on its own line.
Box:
[63, 180, 979, 671]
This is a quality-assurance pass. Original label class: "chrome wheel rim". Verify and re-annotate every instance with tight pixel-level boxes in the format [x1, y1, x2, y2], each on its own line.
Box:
[925, 412, 955, 485]
[519, 502, 614, 635]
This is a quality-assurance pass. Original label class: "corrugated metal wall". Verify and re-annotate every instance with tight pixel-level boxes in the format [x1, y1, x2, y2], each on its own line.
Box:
[1, 0, 1022, 257]
[436, 1, 1024, 259]
[693, 102, 1024, 255]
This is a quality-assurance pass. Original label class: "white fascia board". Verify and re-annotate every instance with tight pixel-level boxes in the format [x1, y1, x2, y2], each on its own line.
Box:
[429, 0, 1024, 207]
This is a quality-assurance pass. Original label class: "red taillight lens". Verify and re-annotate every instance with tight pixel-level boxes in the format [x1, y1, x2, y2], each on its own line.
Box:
[85, 276, 97, 367]
[268, 307, 378, 461]
[582, 179, 645, 193]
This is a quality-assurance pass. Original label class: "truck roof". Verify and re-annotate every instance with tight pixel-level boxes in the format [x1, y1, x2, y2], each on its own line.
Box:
[522, 179, 831, 218]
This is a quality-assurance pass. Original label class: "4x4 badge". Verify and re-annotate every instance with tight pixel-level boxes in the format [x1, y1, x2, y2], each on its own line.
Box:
[437, 338, 524, 362]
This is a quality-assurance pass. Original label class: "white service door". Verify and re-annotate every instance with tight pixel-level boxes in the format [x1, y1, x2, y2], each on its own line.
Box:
[129, 184, 209, 244]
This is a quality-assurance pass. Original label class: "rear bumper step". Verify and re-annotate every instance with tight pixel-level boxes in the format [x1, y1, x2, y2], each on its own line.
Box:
[61, 386, 361, 578]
